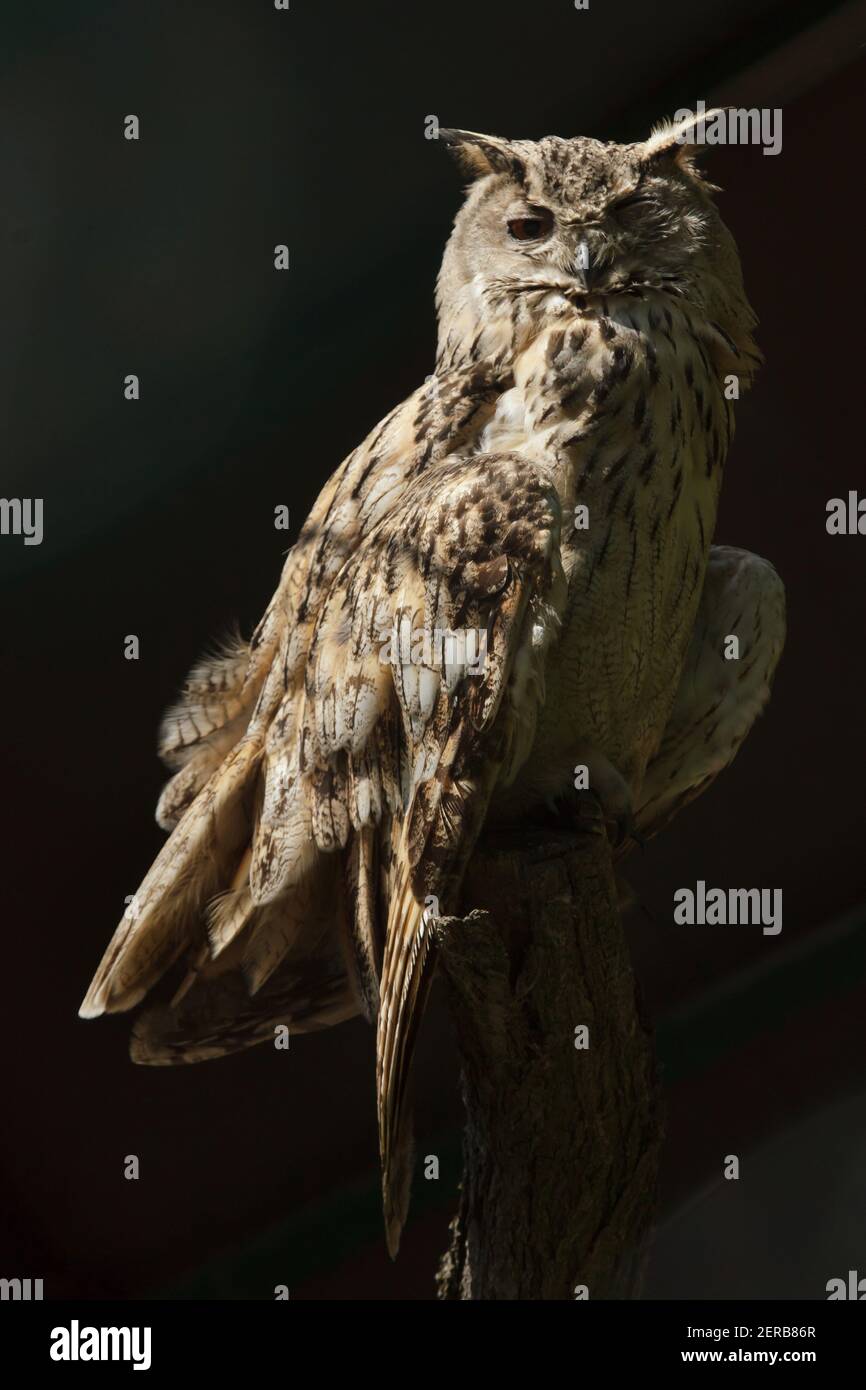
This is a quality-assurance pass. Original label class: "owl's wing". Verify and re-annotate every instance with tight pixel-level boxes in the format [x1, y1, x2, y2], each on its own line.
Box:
[297, 450, 565, 1254]
[636, 545, 785, 837]
[79, 366, 563, 1256]
[79, 364, 508, 1022]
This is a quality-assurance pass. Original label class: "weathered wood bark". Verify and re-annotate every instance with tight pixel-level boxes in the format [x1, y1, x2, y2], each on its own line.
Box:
[434, 825, 663, 1300]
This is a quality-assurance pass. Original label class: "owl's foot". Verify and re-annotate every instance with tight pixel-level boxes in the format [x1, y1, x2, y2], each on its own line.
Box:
[568, 789, 607, 837]
[569, 741, 643, 851]
[544, 790, 645, 852]
[534, 790, 604, 835]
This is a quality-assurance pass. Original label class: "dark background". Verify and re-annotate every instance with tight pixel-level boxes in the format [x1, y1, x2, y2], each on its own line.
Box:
[2, 0, 865, 1299]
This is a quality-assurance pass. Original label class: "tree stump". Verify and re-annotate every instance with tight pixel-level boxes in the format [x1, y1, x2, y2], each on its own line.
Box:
[434, 825, 663, 1300]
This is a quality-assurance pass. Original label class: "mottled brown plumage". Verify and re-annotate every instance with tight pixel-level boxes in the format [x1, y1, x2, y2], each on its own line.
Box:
[80, 112, 785, 1256]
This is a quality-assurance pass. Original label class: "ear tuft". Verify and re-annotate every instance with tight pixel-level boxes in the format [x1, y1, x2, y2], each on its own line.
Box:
[438, 128, 526, 184]
[640, 108, 729, 182]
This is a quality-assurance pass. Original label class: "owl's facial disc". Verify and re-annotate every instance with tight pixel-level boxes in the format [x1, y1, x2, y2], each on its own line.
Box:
[490, 170, 711, 298]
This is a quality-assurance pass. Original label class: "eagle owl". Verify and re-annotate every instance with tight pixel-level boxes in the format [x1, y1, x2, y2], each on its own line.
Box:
[81, 113, 785, 1256]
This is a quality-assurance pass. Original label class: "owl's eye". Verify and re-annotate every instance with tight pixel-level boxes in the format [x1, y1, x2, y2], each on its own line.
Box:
[507, 208, 554, 242]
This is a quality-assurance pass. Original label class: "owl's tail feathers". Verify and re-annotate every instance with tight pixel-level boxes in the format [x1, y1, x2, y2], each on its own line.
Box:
[377, 856, 435, 1259]
[130, 956, 358, 1065]
[117, 834, 349, 1062]
[78, 736, 262, 1020]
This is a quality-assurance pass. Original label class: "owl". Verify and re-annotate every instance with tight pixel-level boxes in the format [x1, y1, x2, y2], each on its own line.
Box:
[80, 112, 785, 1257]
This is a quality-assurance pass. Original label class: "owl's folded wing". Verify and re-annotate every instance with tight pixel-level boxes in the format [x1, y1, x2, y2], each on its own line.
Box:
[293, 449, 566, 1253]
[79, 432, 564, 1255]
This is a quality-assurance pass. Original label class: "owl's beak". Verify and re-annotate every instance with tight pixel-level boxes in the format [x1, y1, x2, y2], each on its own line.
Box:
[574, 240, 594, 290]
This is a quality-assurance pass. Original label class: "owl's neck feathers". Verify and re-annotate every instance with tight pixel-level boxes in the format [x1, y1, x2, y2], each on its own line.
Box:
[435, 266, 760, 393]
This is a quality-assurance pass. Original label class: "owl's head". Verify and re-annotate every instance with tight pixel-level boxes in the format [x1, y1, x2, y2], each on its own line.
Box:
[435, 113, 755, 368]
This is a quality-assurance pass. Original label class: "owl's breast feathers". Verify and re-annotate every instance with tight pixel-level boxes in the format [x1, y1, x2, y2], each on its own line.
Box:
[79, 289, 746, 1255]
[479, 292, 743, 783]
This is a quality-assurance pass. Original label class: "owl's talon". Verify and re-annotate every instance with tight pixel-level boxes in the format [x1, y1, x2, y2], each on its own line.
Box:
[539, 790, 606, 835]
[572, 790, 606, 836]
